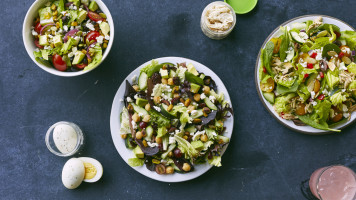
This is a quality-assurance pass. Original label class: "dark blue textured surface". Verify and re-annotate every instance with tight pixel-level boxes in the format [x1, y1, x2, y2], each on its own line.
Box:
[1, 0, 356, 199]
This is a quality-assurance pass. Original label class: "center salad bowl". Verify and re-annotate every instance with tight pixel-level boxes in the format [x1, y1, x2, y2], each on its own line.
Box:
[110, 57, 234, 182]
[23, 0, 114, 77]
[255, 15, 356, 135]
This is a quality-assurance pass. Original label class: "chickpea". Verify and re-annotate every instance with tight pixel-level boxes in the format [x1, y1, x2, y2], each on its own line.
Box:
[183, 135, 188, 140]
[182, 163, 191, 172]
[142, 115, 151, 123]
[203, 86, 210, 94]
[173, 93, 180, 99]
[166, 166, 174, 174]
[53, 10, 58, 16]
[132, 113, 140, 122]
[153, 96, 161, 104]
[156, 137, 162, 144]
[168, 78, 174, 85]
[145, 103, 151, 111]
[121, 134, 127, 139]
[194, 93, 201, 102]
[184, 99, 191, 107]
[168, 152, 173, 157]
[103, 43, 108, 49]
[136, 131, 143, 140]
[200, 134, 208, 142]
[142, 140, 148, 147]
[132, 85, 139, 91]
[161, 78, 168, 85]
[51, 4, 57, 10]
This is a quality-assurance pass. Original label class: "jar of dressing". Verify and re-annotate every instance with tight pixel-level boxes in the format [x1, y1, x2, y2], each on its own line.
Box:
[200, 1, 236, 40]
[45, 121, 84, 157]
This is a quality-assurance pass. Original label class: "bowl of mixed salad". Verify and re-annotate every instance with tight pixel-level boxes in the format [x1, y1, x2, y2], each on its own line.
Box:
[256, 15, 356, 134]
[23, 0, 114, 77]
[110, 57, 234, 182]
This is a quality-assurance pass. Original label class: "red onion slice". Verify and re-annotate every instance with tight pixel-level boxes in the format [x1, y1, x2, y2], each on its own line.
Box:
[352, 50, 355, 57]
[83, 4, 89, 12]
[65, 2, 73, 7]
[63, 29, 79, 43]
[40, 23, 56, 35]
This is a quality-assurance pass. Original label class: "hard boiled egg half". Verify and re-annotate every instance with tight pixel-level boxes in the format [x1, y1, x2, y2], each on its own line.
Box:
[61, 157, 103, 189]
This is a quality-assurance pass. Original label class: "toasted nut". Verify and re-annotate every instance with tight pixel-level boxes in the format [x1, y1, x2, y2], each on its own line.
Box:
[168, 78, 174, 85]
[172, 86, 180, 94]
[127, 104, 134, 113]
[180, 98, 185, 104]
[142, 115, 151, 123]
[185, 131, 190, 136]
[184, 99, 191, 107]
[167, 104, 173, 112]
[194, 93, 201, 102]
[132, 113, 140, 122]
[52, 16, 57, 22]
[71, 21, 78, 27]
[152, 159, 161, 164]
[162, 99, 170, 106]
[56, 22, 60, 29]
[203, 86, 210, 94]
[121, 134, 127, 139]
[162, 78, 168, 84]
[136, 131, 143, 140]
[81, 49, 87, 54]
[182, 163, 191, 172]
[218, 139, 224, 144]
[183, 135, 188, 140]
[173, 93, 180, 98]
[202, 107, 211, 117]
[156, 137, 162, 144]
[168, 152, 173, 157]
[166, 166, 174, 174]
[193, 118, 202, 124]
[142, 140, 148, 147]
[314, 79, 320, 93]
[132, 85, 139, 91]
[53, 10, 58, 16]
[51, 4, 57, 10]
[99, 13, 107, 18]
[200, 134, 208, 142]
[162, 64, 167, 70]
[103, 43, 108, 49]
[145, 103, 151, 111]
[154, 96, 161, 104]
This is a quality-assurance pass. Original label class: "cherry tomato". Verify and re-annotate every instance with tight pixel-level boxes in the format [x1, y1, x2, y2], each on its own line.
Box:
[338, 52, 345, 58]
[304, 74, 309, 79]
[263, 66, 267, 73]
[296, 103, 306, 116]
[340, 45, 351, 57]
[52, 54, 67, 71]
[34, 39, 43, 49]
[88, 11, 104, 22]
[75, 63, 87, 69]
[86, 31, 101, 44]
[307, 63, 314, 69]
[260, 77, 275, 93]
[320, 71, 324, 79]
[34, 22, 42, 34]
[317, 94, 325, 100]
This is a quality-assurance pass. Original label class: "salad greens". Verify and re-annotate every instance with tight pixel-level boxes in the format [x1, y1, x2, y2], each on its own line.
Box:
[31, 0, 110, 72]
[120, 60, 233, 175]
[260, 17, 356, 132]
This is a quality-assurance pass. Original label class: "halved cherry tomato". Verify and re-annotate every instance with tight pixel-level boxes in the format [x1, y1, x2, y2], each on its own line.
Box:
[317, 94, 325, 100]
[52, 54, 67, 71]
[307, 63, 314, 69]
[260, 77, 275, 93]
[310, 52, 317, 59]
[75, 63, 87, 69]
[320, 71, 324, 79]
[88, 11, 104, 22]
[34, 22, 42, 34]
[339, 52, 345, 58]
[85, 31, 100, 44]
[263, 66, 267, 73]
[304, 74, 309, 79]
[34, 39, 43, 49]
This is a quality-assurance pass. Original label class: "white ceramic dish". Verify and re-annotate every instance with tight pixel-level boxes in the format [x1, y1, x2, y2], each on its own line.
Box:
[110, 57, 234, 182]
[22, 0, 114, 77]
[255, 15, 356, 134]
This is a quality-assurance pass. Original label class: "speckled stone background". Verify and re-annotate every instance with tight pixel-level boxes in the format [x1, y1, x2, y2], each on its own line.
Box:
[1, 0, 356, 199]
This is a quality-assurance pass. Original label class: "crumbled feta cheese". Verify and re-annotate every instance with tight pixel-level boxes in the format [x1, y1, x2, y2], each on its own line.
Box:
[138, 113, 144, 117]
[134, 94, 139, 100]
[68, 52, 74, 57]
[105, 35, 110, 40]
[169, 137, 175, 144]
[209, 95, 216, 103]
[50, 26, 57, 31]
[300, 61, 307, 68]
[343, 112, 350, 118]
[35, 48, 40, 52]
[200, 93, 206, 99]
[191, 110, 198, 116]
[311, 91, 316, 99]
[147, 142, 159, 147]
[96, 35, 104, 44]
[342, 104, 348, 112]
[126, 97, 133, 103]
[44, 46, 52, 50]
[342, 47, 351, 54]
[311, 101, 317, 106]
[31, 30, 38, 36]
[192, 130, 205, 141]
[339, 62, 347, 71]
[63, 25, 68, 32]
[56, 28, 63, 34]
[72, 47, 78, 53]
[131, 120, 137, 129]
[97, 20, 102, 24]
[85, 22, 95, 31]
[153, 106, 161, 112]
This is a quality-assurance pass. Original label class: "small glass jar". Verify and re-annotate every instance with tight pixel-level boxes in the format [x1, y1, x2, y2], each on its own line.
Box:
[45, 121, 84, 157]
[309, 165, 356, 200]
[200, 1, 236, 40]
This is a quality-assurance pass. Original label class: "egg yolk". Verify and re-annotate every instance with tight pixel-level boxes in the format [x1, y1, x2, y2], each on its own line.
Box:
[83, 162, 97, 179]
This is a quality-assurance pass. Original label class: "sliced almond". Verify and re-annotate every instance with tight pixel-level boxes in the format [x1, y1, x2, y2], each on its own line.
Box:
[327, 51, 337, 57]
[342, 56, 352, 65]
[328, 62, 336, 71]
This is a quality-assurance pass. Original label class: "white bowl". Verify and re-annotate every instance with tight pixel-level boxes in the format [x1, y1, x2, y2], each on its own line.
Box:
[22, 0, 114, 77]
[255, 15, 356, 134]
[110, 57, 234, 182]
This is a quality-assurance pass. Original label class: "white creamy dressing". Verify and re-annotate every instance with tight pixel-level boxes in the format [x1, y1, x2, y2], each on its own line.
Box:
[205, 4, 234, 32]
[53, 124, 78, 154]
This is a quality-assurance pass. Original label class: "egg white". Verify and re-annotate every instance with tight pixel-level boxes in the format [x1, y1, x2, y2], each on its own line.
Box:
[61, 158, 85, 189]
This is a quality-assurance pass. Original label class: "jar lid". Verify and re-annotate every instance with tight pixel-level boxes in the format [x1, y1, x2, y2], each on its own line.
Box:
[224, 0, 258, 14]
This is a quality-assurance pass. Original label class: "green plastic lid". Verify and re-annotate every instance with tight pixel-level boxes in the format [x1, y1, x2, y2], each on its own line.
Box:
[224, 0, 258, 14]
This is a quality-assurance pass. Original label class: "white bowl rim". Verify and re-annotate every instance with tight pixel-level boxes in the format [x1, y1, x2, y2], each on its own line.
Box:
[22, 0, 114, 77]
[110, 57, 234, 182]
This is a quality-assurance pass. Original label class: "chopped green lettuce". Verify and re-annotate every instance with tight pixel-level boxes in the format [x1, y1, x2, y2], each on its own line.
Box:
[173, 105, 191, 124]
[325, 70, 340, 89]
[174, 135, 198, 158]
[208, 156, 222, 167]
[279, 26, 290, 62]
[274, 93, 296, 114]
[140, 60, 159, 73]
[330, 92, 348, 106]
[128, 158, 144, 167]
[84, 43, 102, 71]
[277, 77, 296, 88]
[341, 30, 356, 49]
[297, 84, 311, 102]
[311, 37, 330, 50]
[347, 62, 356, 74]
[120, 107, 131, 134]
[209, 89, 224, 103]
[176, 66, 187, 82]
[157, 127, 167, 138]
[40, 49, 50, 60]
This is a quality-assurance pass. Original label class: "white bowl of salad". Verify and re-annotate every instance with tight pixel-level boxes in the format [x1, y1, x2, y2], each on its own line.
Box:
[256, 15, 356, 134]
[23, 0, 114, 77]
[110, 57, 234, 182]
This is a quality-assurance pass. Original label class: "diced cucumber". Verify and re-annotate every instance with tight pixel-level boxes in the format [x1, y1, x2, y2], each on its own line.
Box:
[204, 97, 217, 110]
[160, 104, 176, 119]
[217, 135, 229, 143]
[125, 135, 135, 149]
[162, 136, 169, 151]
[191, 109, 203, 119]
[144, 125, 154, 141]
[185, 125, 197, 133]
[262, 92, 275, 104]
[138, 72, 148, 90]
[130, 103, 148, 115]
[161, 144, 176, 159]
[291, 31, 306, 43]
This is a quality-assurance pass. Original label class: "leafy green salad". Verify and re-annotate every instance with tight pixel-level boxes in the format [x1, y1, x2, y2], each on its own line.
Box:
[31, 0, 110, 72]
[119, 60, 233, 175]
[259, 17, 356, 132]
